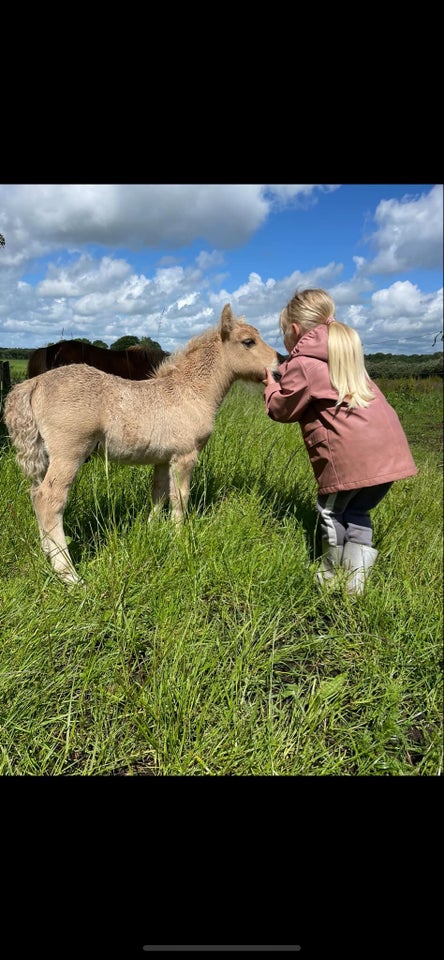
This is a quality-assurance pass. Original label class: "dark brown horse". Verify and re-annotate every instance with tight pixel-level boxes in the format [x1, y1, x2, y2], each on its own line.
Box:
[27, 340, 170, 380]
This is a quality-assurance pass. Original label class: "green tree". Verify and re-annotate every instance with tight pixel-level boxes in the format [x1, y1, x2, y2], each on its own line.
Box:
[110, 336, 140, 351]
[92, 340, 109, 349]
[139, 336, 163, 351]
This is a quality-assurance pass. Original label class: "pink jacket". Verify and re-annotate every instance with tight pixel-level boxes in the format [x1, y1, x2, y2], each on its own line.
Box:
[264, 325, 418, 495]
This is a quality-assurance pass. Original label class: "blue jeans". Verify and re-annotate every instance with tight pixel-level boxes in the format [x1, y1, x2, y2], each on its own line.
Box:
[316, 482, 393, 548]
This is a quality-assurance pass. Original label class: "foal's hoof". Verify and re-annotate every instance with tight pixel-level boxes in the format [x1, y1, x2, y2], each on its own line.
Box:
[60, 572, 86, 588]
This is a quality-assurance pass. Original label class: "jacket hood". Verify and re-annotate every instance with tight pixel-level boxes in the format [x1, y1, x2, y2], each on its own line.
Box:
[291, 324, 329, 363]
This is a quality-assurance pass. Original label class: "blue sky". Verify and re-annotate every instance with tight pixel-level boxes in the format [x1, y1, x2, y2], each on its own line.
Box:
[0, 183, 442, 354]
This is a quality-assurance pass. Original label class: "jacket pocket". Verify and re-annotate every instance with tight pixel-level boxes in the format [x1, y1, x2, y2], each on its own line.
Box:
[304, 427, 331, 484]
[305, 426, 328, 449]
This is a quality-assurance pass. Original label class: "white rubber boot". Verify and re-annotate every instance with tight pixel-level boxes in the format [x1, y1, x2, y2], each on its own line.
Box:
[341, 542, 378, 595]
[316, 544, 343, 587]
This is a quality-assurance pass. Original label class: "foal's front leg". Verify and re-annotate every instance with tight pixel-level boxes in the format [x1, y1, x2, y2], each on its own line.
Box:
[168, 451, 199, 522]
[149, 462, 170, 520]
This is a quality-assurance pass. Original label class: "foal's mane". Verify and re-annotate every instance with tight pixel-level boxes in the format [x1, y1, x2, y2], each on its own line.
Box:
[153, 313, 249, 381]
[153, 324, 221, 380]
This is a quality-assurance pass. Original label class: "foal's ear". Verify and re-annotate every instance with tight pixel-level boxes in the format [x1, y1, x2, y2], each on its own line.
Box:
[220, 303, 235, 340]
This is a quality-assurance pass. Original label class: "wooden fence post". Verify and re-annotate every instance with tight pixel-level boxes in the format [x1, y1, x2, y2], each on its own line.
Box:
[0, 359, 11, 407]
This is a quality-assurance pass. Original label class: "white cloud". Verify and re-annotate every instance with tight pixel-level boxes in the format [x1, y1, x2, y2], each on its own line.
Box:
[361, 283, 443, 352]
[0, 184, 271, 266]
[367, 184, 443, 273]
[0, 184, 346, 270]
[267, 185, 341, 208]
[370, 280, 424, 316]
[176, 293, 198, 310]
[37, 254, 132, 297]
[341, 304, 368, 329]
[0, 184, 441, 355]
[196, 249, 225, 270]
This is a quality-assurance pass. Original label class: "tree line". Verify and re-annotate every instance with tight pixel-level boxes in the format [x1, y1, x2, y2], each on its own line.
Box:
[0, 334, 163, 361]
[1, 344, 442, 378]
[364, 352, 443, 379]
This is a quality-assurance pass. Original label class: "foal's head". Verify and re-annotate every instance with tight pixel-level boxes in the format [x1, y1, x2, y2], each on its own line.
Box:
[220, 304, 279, 382]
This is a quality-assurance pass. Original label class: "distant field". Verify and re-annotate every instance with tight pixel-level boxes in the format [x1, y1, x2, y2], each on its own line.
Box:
[7, 358, 28, 381]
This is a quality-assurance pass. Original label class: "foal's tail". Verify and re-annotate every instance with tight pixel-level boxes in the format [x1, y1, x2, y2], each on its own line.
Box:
[3, 380, 49, 484]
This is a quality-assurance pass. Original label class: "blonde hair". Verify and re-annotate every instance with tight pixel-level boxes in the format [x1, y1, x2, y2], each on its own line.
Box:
[280, 288, 375, 409]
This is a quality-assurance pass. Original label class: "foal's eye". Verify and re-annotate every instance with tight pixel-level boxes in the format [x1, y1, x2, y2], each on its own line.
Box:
[242, 338, 255, 348]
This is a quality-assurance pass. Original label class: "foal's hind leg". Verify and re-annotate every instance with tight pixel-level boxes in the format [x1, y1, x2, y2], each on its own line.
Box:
[31, 459, 81, 583]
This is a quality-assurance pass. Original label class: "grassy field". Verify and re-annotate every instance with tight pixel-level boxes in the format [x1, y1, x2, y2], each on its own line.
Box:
[0, 377, 442, 775]
[0, 358, 28, 383]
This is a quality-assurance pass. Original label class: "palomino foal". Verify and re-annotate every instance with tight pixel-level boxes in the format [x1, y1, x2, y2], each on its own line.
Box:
[4, 305, 279, 584]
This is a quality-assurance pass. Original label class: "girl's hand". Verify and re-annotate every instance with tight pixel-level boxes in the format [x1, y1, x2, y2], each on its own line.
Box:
[263, 367, 278, 386]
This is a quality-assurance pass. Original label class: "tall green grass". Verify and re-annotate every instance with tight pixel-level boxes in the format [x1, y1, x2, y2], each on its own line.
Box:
[0, 380, 442, 775]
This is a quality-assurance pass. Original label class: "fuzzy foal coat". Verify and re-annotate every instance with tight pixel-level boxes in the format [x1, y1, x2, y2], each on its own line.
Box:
[4, 305, 278, 584]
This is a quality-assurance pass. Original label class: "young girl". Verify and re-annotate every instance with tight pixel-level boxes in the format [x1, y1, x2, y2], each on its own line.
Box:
[263, 288, 418, 594]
